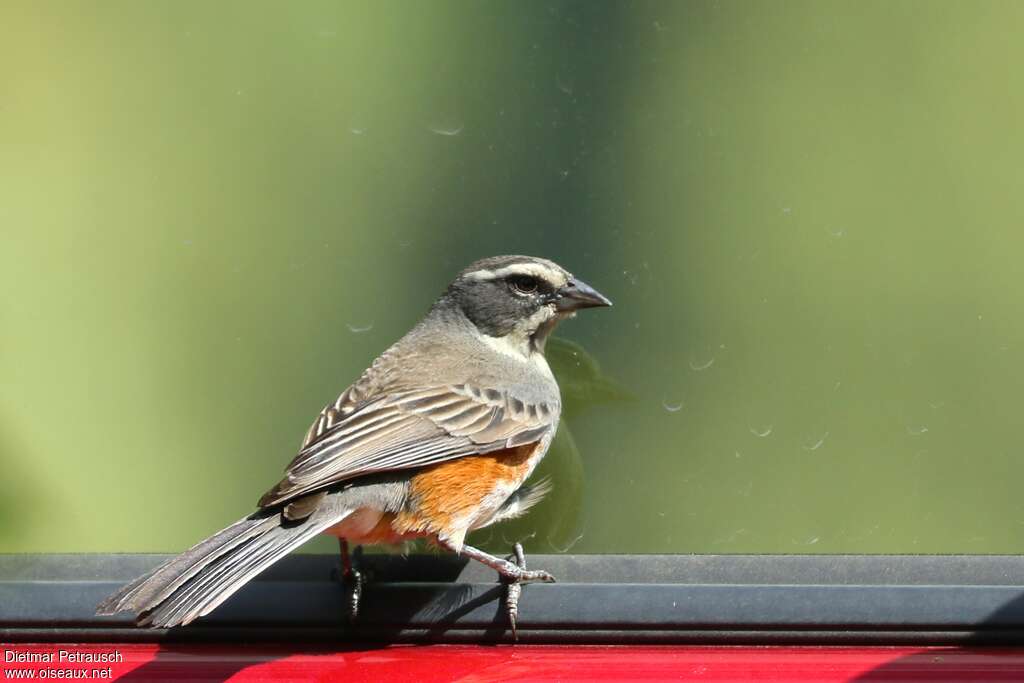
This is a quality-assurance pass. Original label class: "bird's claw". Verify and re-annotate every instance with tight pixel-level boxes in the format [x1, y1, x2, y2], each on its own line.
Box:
[343, 567, 364, 622]
[502, 542, 555, 639]
[333, 542, 364, 622]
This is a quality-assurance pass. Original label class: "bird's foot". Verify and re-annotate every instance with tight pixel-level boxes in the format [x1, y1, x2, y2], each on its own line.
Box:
[331, 540, 364, 622]
[500, 543, 555, 639]
[342, 566, 364, 622]
[448, 542, 556, 639]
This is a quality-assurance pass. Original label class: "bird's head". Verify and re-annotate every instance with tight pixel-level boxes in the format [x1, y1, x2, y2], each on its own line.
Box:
[443, 255, 612, 354]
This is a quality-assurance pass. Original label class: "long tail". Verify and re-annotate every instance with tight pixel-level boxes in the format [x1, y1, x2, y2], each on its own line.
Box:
[96, 496, 352, 628]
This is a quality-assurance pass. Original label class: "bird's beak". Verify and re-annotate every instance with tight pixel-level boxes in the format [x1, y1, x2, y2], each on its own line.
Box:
[555, 278, 613, 312]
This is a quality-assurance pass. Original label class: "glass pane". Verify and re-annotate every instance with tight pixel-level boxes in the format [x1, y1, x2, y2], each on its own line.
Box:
[2, 1, 1022, 555]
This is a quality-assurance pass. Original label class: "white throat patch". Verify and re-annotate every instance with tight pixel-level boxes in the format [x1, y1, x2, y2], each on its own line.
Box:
[478, 333, 556, 381]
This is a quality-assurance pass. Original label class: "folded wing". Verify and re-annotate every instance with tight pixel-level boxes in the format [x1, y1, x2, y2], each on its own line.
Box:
[258, 383, 557, 509]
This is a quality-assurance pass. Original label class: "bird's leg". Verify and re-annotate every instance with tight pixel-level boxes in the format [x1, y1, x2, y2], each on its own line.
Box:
[455, 542, 555, 638]
[336, 538, 364, 621]
[505, 544, 527, 637]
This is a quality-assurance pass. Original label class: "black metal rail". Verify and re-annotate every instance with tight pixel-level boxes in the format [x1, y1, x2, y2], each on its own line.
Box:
[3, 553, 1024, 644]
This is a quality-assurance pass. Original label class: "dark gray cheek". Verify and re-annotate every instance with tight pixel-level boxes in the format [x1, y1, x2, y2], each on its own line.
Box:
[461, 285, 537, 337]
[479, 304, 528, 336]
[459, 287, 510, 335]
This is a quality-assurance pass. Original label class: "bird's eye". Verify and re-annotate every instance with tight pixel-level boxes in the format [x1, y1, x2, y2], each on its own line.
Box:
[509, 275, 540, 295]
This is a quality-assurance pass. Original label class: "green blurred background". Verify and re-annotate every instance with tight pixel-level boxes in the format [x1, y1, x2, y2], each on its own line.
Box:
[3, 0, 1024, 555]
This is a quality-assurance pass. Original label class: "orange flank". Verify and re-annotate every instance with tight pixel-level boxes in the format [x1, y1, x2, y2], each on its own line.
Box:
[395, 443, 539, 537]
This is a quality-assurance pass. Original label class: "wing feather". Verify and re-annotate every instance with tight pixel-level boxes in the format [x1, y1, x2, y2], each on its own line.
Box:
[257, 384, 557, 508]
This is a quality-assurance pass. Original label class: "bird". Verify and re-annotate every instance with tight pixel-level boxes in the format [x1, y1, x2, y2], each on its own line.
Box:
[96, 254, 612, 635]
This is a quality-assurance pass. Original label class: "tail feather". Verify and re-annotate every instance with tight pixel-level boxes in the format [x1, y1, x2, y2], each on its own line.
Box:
[96, 514, 275, 617]
[97, 499, 352, 628]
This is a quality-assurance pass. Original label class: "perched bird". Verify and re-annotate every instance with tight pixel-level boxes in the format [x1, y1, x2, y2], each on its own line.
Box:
[97, 255, 611, 634]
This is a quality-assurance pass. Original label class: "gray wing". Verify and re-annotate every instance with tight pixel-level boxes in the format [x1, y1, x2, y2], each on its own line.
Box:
[258, 383, 557, 509]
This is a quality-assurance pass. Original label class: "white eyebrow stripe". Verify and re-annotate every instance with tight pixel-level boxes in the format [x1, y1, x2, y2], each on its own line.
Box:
[462, 268, 497, 280]
[463, 263, 567, 283]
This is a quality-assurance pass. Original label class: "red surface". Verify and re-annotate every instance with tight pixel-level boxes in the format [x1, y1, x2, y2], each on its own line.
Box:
[4, 644, 1024, 682]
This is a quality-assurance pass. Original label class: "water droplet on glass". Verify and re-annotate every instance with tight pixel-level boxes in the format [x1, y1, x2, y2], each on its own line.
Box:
[689, 356, 715, 371]
[548, 532, 585, 553]
[427, 122, 464, 136]
[802, 432, 829, 451]
[792, 535, 820, 546]
[662, 398, 684, 413]
[346, 322, 374, 334]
